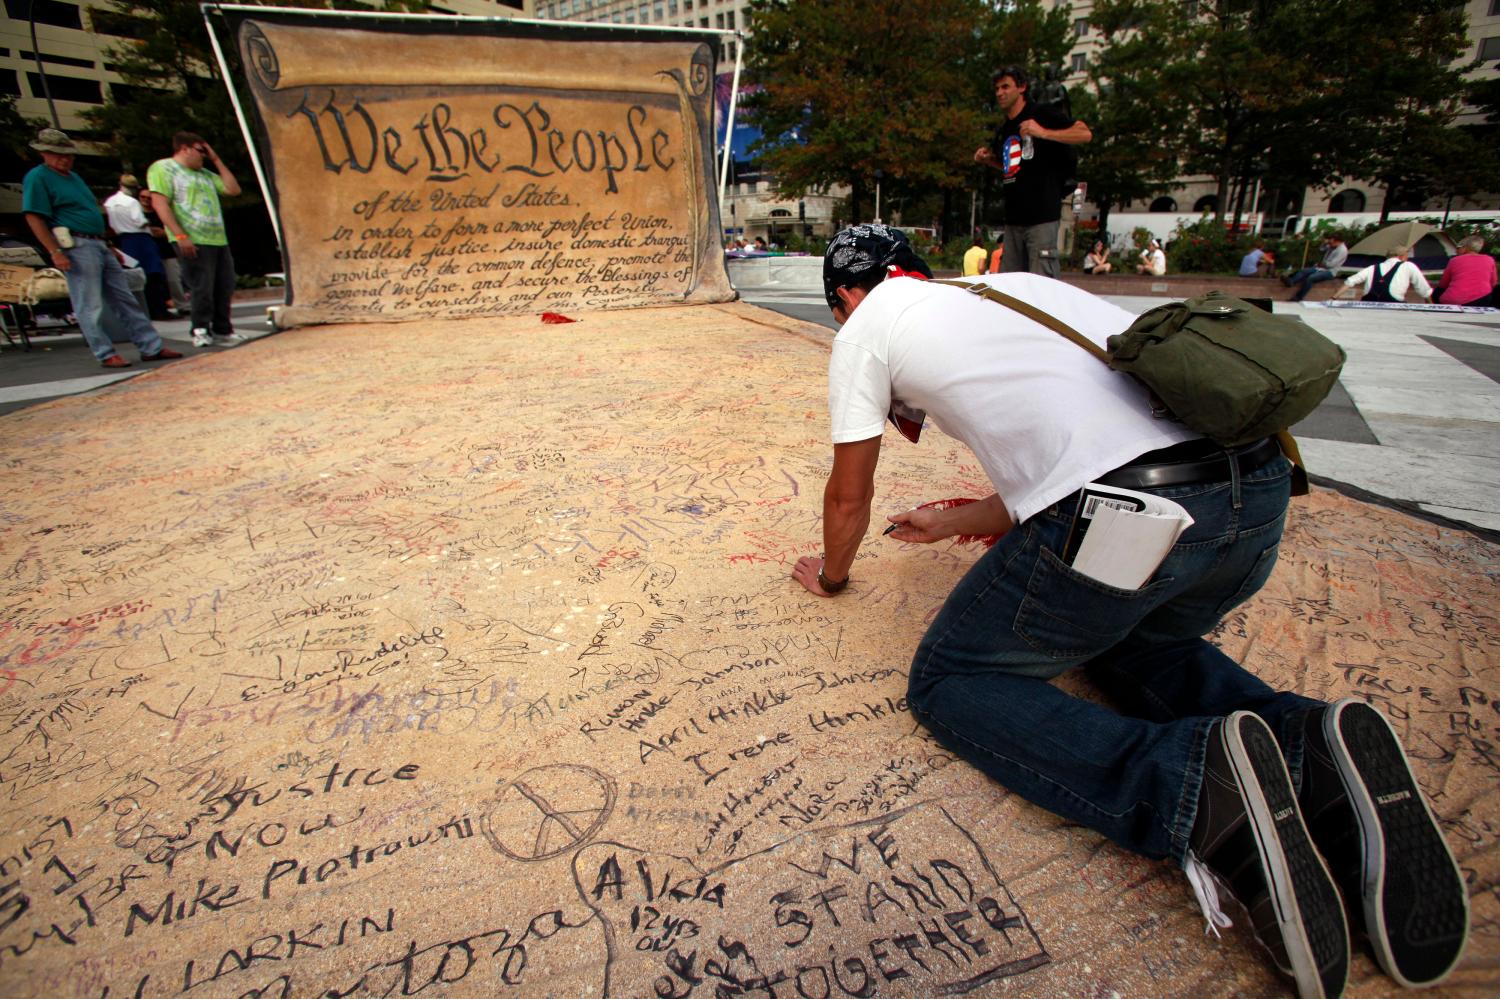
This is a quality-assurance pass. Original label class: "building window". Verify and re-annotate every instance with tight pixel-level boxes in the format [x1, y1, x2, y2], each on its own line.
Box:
[715, 12, 723, 28]
[0, 69, 20, 97]
[1328, 189, 1366, 213]
[110, 82, 170, 107]
[1074, 18, 1088, 37]
[91, 0, 149, 31]
[1070, 52, 1087, 73]
[18, 49, 93, 69]
[700, 16, 708, 28]
[1480, 37, 1500, 62]
[1491, 0, 1500, 16]
[5, 0, 82, 29]
[26, 72, 101, 104]
[1149, 196, 1177, 212]
[1194, 195, 1218, 213]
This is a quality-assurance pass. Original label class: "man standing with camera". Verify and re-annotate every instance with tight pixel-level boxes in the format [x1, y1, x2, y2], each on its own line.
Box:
[148, 131, 244, 348]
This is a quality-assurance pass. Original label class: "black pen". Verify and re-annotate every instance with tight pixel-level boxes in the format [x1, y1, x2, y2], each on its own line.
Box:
[882, 523, 899, 535]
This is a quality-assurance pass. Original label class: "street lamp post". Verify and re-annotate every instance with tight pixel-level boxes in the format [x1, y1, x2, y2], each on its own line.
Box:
[28, 1, 62, 128]
[874, 169, 883, 225]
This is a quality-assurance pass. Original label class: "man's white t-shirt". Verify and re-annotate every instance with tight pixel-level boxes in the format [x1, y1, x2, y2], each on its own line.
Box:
[1343, 258, 1433, 301]
[828, 274, 1200, 524]
[103, 190, 149, 235]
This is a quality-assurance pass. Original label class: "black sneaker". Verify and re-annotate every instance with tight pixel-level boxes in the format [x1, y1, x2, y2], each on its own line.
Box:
[1300, 699, 1469, 987]
[1189, 711, 1349, 999]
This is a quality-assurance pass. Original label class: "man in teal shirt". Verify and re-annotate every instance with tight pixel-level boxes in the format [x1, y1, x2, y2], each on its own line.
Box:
[148, 131, 243, 348]
[21, 128, 180, 369]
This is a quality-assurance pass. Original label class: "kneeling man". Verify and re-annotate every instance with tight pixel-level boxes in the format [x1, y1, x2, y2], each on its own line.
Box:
[793, 224, 1468, 999]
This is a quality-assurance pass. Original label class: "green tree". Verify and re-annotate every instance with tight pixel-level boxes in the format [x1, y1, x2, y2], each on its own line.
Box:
[82, 0, 247, 176]
[1085, 0, 1475, 228]
[743, 0, 1069, 228]
[1072, 9, 1184, 242]
[1347, 0, 1476, 219]
[1, 95, 48, 184]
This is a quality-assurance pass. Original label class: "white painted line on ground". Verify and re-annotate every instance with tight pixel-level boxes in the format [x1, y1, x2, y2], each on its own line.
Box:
[0, 370, 143, 403]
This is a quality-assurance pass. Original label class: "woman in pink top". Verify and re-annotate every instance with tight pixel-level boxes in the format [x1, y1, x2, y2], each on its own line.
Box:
[1436, 235, 1497, 306]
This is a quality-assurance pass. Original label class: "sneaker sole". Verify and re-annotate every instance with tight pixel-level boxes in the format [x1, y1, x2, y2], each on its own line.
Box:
[1228, 712, 1349, 999]
[1325, 700, 1468, 986]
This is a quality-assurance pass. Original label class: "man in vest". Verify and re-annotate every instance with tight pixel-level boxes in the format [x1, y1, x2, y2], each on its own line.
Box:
[1339, 246, 1432, 303]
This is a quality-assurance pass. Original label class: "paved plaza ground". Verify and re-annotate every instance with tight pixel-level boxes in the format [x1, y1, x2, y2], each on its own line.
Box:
[0, 288, 1495, 998]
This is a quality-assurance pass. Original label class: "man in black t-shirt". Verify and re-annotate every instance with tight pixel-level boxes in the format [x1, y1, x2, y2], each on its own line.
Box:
[974, 65, 1092, 278]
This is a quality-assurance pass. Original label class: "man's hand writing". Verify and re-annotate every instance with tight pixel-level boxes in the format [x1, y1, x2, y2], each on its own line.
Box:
[883, 508, 953, 544]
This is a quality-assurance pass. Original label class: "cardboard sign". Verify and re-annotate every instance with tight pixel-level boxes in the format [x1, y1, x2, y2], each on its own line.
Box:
[218, 11, 734, 327]
[0, 262, 33, 302]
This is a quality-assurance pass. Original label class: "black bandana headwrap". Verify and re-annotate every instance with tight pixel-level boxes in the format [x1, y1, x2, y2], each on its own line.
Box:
[822, 224, 933, 309]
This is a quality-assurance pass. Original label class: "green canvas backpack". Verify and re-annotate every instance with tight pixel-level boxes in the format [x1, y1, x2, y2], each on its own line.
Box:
[937, 282, 1346, 448]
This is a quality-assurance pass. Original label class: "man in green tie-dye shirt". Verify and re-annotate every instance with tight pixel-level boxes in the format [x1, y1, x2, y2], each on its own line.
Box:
[147, 131, 243, 347]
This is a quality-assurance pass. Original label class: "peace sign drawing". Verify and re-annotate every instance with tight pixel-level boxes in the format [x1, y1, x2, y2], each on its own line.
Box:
[481, 763, 617, 862]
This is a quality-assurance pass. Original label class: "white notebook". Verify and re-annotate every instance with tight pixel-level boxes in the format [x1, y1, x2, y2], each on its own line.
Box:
[1063, 482, 1195, 590]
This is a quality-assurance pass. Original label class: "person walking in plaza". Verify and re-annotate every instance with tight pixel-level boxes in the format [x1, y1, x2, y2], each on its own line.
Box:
[21, 129, 181, 369]
[1338, 246, 1432, 303]
[148, 131, 243, 347]
[962, 235, 988, 276]
[973, 65, 1091, 277]
[103, 173, 171, 320]
[1434, 235, 1496, 307]
[1282, 233, 1347, 302]
[795, 223, 1469, 999]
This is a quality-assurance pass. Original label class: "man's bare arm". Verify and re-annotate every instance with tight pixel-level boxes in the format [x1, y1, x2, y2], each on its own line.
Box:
[1018, 119, 1093, 144]
[792, 436, 882, 596]
[24, 212, 70, 271]
[149, 192, 198, 259]
[885, 493, 1013, 544]
[204, 143, 242, 197]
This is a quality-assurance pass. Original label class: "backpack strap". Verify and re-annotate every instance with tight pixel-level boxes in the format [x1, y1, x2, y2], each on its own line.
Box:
[933, 278, 1314, 496]
[931, 279, 1109, 363]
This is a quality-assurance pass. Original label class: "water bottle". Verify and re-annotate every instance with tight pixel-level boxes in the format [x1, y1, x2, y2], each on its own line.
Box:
[1020, 134, 1034, 160]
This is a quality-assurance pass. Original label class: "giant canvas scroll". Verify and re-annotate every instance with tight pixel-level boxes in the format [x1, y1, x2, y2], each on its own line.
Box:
[213, 9, 734, 326]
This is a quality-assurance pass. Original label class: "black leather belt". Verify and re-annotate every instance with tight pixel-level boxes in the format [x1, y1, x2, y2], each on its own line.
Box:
[1097, 435, 1282, 490]
[70, 232, 106, 241]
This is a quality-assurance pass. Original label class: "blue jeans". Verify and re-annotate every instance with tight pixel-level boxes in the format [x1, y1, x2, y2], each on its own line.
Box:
[907, 453, 1322, 863]
[62, 239, 163, 360]
[1289, 267, 1334, 301]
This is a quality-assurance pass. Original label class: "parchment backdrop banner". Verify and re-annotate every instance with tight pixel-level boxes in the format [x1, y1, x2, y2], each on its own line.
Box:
[217, 10, 733, 327]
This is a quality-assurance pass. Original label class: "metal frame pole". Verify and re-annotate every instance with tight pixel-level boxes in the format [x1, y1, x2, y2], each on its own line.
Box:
[201, 4, 283, 249]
